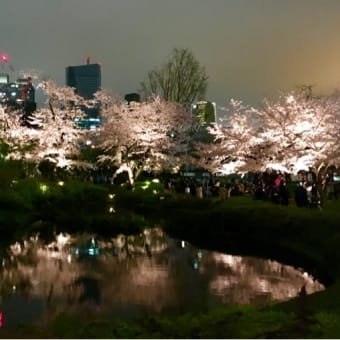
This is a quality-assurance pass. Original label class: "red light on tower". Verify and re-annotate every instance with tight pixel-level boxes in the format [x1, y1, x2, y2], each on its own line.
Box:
[0, 54, 8, 63]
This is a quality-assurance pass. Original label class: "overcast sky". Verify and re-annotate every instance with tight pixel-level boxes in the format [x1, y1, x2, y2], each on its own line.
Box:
[2, 0, 340, 109]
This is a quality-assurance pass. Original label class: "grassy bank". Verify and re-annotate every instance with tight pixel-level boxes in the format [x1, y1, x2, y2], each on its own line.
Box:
[0, 179, 146, 245]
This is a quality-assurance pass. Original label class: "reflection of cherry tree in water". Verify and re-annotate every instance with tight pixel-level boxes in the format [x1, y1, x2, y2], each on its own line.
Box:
[74, 276, 101, 306]
[62, 276, 102, 313]
[0, 229, 325, 329]
[109, 228, 165, 259]
[201, 253, 324, 305]
[0, 239, 40, 300]
[0, 230, 169, 315]
[0, 237, 78, 320]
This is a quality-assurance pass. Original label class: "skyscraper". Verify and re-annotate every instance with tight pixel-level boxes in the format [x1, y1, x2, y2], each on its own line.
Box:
[124, 92, 140, 103]
[65, 62, 101, 129]
[65, 63, 101, 100]
[191, 101, 216, 125]
[0, 73, 9, 85]
[0, 75, 36, 112]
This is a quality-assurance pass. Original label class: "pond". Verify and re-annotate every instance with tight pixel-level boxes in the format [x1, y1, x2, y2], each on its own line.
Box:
[0, 228, 324, 330]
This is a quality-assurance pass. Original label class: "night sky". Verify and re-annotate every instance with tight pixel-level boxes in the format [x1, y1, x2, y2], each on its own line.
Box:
[2, 0, 340, 109]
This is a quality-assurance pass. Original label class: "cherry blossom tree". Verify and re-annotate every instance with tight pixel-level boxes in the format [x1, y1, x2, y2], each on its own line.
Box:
[95, 92, 198, 184]
[194, 99, 261, 175]
[194, 92, 340, 199]
[257, 92, 340, 195]
[0, 80, 91, 176]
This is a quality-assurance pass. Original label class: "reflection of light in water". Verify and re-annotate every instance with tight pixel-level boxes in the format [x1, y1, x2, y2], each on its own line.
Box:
[0, 229, 169, 301]
[114, 260, 174, 312]
[56, 233, 70, 248]
[9, 242, 22, 256]
[132, 264, 169, 286]
[258, 279, 270, 293]
[216, 254, 243, 267]
[203, 252, 324, 304]
[0, 228, 326, 329]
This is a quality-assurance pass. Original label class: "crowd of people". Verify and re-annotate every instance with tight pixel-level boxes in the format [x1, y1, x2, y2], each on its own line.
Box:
[253, 173, 290, 205]
[163, 176, 250, 200]
[71, 165, 339, 209]
[251, 171, 338, 208]
[162, 170, 339, 209]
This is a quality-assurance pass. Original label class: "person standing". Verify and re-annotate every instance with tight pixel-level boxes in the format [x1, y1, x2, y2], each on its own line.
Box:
[196, 182, 203, 199]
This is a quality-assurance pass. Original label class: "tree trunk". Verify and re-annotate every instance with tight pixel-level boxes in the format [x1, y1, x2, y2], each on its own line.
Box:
[48, 99, 56, 120]
[315, 164, 329, 207]
[113, 163, 135, 186]
[134, 166, 143, 184]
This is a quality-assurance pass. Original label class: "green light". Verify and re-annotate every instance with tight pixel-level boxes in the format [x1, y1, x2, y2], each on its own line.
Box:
[141, 180, 151, 190]
[39, 183, 49, 193]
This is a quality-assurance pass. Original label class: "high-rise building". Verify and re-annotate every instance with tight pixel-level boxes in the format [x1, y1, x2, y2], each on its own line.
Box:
[65, 62, 101, 129]
[0, 73, 9, 85]
[65, 63, 101, 100]
[191, 101, 216, 125]
[0, 75, 36, 111]
[0, 53, 37, 122]
[124, 92, 140, 103]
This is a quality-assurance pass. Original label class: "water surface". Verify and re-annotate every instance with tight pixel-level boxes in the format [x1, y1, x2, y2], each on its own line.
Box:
[0, 228, 324, 329]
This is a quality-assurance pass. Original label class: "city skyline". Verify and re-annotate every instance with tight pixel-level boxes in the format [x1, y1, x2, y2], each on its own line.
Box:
[2, 0, 340, 111]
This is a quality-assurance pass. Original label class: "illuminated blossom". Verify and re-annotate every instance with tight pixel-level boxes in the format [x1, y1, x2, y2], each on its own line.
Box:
[0, 80, 89, 172]
[195, 92, 340, 192]
[194, 99, 261, 174]
[95, 92, 198, 184]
